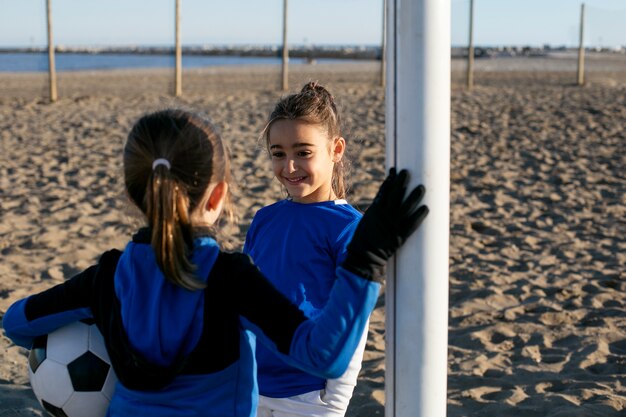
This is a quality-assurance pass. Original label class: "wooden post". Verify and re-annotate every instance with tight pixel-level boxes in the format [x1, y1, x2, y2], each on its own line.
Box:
[385, 0, 450, 415]
[46, 0, 57, 103]
[380, 0, 387, 87]
[467, 0, 475, 90]
[577, 3, 585, 86]
[281, 0, 289, 91]
[175, 0, 182, 97]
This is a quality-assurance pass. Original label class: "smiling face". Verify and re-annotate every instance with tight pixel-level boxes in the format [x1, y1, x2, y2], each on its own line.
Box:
[268, 119, 345, 204]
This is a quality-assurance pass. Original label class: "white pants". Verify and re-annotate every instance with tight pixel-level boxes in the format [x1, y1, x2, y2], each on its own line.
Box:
[256, 325, 369, 417]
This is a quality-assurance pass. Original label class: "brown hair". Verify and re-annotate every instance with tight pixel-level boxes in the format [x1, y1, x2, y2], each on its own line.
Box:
[124, 109, 232, 290]
[262, 81, 350, 199]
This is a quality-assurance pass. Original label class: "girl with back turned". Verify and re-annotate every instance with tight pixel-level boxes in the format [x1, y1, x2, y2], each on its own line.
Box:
[3, 108, 428, 416]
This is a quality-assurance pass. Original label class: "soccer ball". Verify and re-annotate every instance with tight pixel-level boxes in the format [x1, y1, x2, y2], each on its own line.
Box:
[28, 319, 117, 417]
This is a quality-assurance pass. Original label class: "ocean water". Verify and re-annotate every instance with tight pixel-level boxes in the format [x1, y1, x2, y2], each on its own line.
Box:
[0, 52, 315, 72]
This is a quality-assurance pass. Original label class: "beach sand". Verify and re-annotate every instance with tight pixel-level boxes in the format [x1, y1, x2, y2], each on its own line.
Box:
[0, 56, 625, 416]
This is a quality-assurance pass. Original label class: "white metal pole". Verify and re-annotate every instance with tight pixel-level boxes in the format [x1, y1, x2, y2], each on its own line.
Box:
[175, 0, 182, 97]
[577, 3, 585, 86]
[385, 0, 450, 416]
[46, 0, 57, 103]
[467, 0, 475, 90]
[281, 0, 289, 91]
[380, 0, 387, 87]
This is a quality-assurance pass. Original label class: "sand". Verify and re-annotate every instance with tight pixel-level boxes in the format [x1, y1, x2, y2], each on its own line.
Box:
[0, 56, 624, 416]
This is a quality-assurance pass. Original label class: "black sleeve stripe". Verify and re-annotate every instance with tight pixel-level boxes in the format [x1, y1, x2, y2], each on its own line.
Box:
[220, 252, 307, 354]
[24, 264, 98, 321]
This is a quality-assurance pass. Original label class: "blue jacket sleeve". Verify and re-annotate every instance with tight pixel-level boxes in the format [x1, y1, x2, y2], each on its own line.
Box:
[233, 253, 380, 379]
[2, 265, 97, 349]
[285, 267, 379, 378]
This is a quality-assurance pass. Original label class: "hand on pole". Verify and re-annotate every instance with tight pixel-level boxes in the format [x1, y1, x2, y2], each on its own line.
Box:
[342, 168, 429, 282]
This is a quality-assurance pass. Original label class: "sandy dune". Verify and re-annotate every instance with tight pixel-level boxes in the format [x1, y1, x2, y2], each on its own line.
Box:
[0, 57, 624, 416]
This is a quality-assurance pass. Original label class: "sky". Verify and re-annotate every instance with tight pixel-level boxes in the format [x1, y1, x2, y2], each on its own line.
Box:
[0, 0, 625, 49]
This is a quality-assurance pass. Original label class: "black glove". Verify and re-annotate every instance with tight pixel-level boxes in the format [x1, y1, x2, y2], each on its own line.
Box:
[342, 168, 429, 282]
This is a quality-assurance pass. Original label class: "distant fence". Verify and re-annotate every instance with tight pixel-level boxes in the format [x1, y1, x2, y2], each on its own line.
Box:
[452, 0, 626, 89]
[4, 0, 385, 102]
[2, 1, 626, 101]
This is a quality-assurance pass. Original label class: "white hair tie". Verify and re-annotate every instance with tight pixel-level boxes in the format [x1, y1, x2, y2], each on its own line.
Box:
[152, 158, 171, 170]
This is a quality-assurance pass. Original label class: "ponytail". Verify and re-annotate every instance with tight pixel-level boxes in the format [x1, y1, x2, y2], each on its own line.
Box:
[125, 109, 232, 291]
[332, 160, 349, 200]
[146, 164, 202, 290]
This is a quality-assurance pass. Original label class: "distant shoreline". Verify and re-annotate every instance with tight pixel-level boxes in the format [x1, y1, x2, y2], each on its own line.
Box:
[2, 45, 625, 61]
[0, 45, 381, 61]
[0, 52, 377, 73]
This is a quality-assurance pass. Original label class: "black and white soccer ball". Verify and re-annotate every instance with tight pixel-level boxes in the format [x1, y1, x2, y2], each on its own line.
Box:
[28, 319, 117, 417]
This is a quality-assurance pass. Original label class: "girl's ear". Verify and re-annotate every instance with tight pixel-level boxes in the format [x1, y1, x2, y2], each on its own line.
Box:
[208, 181, 228, 212]
[332, 137, 346, 163]
[191, 181, 229, 227]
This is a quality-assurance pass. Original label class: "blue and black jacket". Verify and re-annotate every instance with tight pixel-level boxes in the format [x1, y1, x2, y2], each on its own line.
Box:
[2, 229, 380, 417]
[244, 199, 363, 397]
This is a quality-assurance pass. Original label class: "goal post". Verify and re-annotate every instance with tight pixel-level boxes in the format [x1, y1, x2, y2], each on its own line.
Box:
[385, 0, 450, 416]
